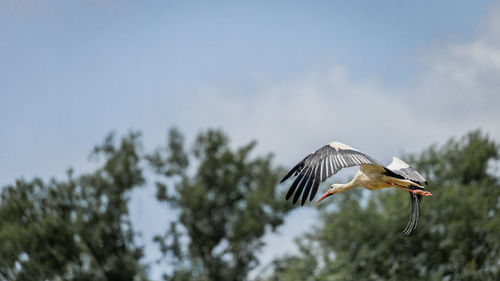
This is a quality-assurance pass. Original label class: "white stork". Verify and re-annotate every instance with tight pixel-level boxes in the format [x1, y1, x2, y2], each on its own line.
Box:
[281, 141, 432, 235]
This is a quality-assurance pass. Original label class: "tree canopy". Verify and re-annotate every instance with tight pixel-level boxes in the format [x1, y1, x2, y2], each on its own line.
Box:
[1, 128, 499, 281]
[148, 128, 293, 281]
[0, 132, 149, 281]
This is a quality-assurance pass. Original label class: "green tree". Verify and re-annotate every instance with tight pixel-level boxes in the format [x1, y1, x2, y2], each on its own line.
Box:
[0, 132, 149, 281]
[262, 129, 500, 281]
[148, 128, 293, 281]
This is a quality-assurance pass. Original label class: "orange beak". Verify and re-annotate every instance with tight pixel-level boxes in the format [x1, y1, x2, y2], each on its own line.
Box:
[316, 190, 336, 203]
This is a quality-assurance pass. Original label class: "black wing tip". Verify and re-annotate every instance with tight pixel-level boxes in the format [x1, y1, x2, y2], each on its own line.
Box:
[280, 161, 306, 183]
[292, 185, 302, 204]
[286, 191, 309, 206]
[291, 168, 313, 205]
[280, 171, 293, 183]
[285, 171, 304, 201]
[309, 179, 320, 202]
[300, 176, 316, 206]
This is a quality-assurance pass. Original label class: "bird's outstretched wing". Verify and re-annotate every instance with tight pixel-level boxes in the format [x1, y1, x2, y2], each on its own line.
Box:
[281, 141, 382, 205]
[386, 157, 428, 235]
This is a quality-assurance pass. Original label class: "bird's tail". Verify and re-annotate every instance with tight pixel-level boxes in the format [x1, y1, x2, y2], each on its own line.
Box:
[408, 184, 425, 190]
[390, 177, 425, 189]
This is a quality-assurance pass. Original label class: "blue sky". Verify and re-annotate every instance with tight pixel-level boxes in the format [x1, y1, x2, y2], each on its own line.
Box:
[2, 0, 500, 279]
[1, 0, 497, 182]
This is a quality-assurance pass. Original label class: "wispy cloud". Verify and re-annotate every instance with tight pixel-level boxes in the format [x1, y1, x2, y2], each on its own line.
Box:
[182, 8, 500, 166]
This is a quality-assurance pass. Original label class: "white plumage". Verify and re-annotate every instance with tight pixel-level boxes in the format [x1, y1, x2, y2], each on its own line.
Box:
[281, 141, 431, 235]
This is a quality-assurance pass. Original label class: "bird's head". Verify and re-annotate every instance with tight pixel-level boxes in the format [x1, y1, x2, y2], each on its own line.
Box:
[316, 183, 343, 203]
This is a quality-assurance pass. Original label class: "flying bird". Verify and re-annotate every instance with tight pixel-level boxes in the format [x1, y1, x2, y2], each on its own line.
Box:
[281, 141, 431, 235]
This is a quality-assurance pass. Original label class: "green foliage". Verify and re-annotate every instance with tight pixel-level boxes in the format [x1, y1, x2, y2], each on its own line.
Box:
[2, 126, 498, 281]
[0, 132, 149, 281]
[262, 129, 500, 281]
[148, 128, 293, 281]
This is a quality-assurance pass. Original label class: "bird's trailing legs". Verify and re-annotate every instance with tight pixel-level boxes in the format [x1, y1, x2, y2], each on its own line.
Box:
[390, 183, 432, 196]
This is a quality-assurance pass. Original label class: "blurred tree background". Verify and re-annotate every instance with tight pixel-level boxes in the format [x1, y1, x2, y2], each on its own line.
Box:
[0, 132, 149, 281]
[147, 128, 292, 281]
[0, 128, 499, 281]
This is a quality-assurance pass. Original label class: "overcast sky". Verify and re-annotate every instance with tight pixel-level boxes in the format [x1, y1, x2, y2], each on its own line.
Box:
[2, 0, 500, 279]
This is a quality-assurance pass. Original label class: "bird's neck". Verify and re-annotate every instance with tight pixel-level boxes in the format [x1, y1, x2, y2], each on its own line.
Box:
[338, 179, 358, 192]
